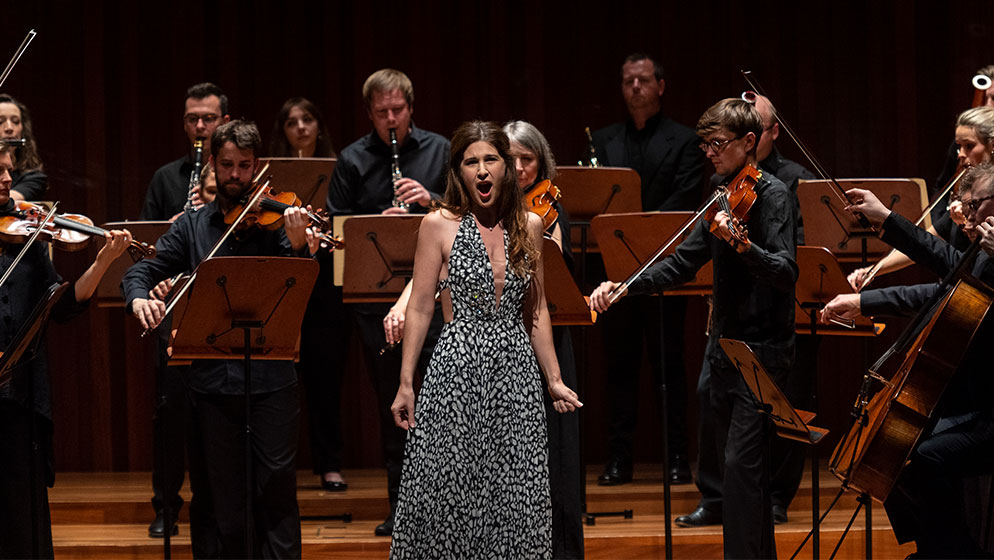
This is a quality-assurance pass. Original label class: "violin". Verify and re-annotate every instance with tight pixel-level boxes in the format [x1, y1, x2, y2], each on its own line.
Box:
[224, 184, 344, 250]
[0, 201, 156, 260]
[704, 164, 760, 246]
[524, 179, 561, 230]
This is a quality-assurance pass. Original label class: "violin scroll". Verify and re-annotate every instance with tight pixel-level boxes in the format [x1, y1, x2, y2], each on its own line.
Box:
[525, 179, 561, 230]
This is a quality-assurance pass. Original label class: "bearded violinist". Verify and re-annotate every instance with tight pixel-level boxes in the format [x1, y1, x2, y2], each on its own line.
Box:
[820, 163, 994, 558]
[590, 98, 797, 559]
[0, 141, 134, 559]
[123, 120, 317, 559]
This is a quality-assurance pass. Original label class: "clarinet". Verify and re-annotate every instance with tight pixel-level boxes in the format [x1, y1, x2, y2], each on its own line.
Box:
[577, 126, 600, 167]
[184, 137, 205, 211]
[389, 128, 409, 210]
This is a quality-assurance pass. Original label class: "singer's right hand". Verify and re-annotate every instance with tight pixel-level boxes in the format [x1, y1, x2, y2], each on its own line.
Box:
[131, 297, 166, 331]
[589, 281, 625, 313]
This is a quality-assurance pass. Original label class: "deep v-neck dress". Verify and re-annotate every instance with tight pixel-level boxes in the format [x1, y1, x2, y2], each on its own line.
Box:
[390, 214, 552, 559]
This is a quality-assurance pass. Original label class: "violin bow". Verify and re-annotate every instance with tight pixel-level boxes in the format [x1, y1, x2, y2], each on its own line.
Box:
[740, 70, 874, 231]
[0, 201, 59, 292]
[0, 29, 37, 91]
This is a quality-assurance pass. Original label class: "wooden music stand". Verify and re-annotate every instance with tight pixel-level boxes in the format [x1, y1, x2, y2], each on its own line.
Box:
[591, 211, 712, 296]
[340, 215, 424, 302]
[798, 178, 928, 263]
[95, 221, 172, 307]
[720, 338, 830, 559]
[555, 166, 642, 257]
[794, 247, 884, 337]
[542, 238, 594, 326]
[167, 256, 317, 558]
[258, 157, 337, 210]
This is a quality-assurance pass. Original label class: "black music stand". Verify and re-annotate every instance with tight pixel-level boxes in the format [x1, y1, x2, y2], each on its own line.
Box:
[168, 257, 318, 559]
[719, 338, 830, 560]
[798, 178, 927, 264]
[258, 157, 337, 211]
[340, 215, 424, 302]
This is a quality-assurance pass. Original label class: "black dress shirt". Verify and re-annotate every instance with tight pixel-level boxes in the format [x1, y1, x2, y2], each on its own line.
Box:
[11, 169, 48, 201]
[141, 156, 194, 220]
[326, 126, 449, 216]
[0, 202, 87, 418]
[629, 170, 798, 370]
[122, 202, 306, 395]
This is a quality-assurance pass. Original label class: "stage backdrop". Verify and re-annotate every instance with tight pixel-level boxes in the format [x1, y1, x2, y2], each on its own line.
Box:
[3, 1, 992, 470]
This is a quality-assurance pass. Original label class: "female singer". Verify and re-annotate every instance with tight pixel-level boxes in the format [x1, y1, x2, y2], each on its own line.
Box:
[849, 105, 994, 289]
[269, 97, 335, 158]
[388, 121, 580, 558]
[270, 97, 347, 492]
[0, 94, 46, 201]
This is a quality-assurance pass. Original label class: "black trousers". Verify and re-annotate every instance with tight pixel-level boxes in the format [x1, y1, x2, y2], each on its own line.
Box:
[297, 275, 349, 477]
[884, 411, 994, 558]
[352, 303, 441, 513]
[695, 335, 814, 516]
[190, 385, 301, 559]
[546, 326, 584, 560]
[0, 401, 53, 560]
[151, 329, 191, 518]
[601, 294, 689, 464]
[708, 359, 777, 559]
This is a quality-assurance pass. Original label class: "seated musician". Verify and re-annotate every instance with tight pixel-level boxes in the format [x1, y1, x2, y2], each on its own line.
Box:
[123, 120, 319, 558]
[0, 142, 134, 558]
[590, 98, 797, 559]
[821, 162, 994, 558]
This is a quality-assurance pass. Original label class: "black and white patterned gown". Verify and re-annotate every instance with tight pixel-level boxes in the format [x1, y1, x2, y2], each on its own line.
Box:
[390, 214, 552, 559]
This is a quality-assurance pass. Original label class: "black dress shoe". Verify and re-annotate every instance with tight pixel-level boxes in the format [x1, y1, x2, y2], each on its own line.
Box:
[374, 512, 394, 536]
[675, 506, 721, 527]
[148, 511, 179, 538]
[668, 455, 692, 485]
[772, 504, 787, 525]
[597, 458, 633, 486]
[320, 476, 348, 492]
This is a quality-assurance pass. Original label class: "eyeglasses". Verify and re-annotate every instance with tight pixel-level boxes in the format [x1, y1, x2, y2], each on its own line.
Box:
[184, 114, 219, 126]
[964, 194, 994, 216]
[698, 137, 740, 154]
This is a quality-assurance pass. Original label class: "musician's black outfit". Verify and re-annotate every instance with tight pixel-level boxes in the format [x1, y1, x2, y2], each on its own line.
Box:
[0, 209, 88, 559]
[590, 111, 705, 483]
[697, 148, 814, 522]
[626, 170, 797, 558]
[327, 125, 448, 534]
[858, 211, 994, 558]
[138, 153, 197, 539]
[123, 201, 308, 559]
[11, 168, 47, 201]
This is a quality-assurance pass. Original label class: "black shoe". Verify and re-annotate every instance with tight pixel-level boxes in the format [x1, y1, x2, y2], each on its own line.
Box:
[374, 512, 394, 536]
[772, 504, 787, 525]
[675, 506, 721, 527]
[668, 455, 692, 485]
[597, 458, 633, 486]
[320, 475, 348, 492]
[148, 511, 179, 538]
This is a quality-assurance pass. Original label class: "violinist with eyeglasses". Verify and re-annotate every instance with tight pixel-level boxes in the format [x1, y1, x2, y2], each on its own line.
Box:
[0, 141, 134, 559]
[819, 163, 994, 559]
[123, 120, 319, 559]
[590, 98, 797, 559]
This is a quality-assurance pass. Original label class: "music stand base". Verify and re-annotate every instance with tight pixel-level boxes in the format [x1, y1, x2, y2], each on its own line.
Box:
[583, 509, 634, 526]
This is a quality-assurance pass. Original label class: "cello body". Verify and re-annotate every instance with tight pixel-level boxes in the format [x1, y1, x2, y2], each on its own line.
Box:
[829, 276, 994, 502]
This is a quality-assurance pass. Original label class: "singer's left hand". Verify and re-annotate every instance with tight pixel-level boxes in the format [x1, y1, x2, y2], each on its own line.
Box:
[394, 178, 432, 207]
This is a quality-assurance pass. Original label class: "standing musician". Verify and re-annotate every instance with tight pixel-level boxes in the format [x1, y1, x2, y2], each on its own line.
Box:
[0, 94, 47, 201]
[326, 68, 449, 537]
[123, 120, 318, 558]
[0, 142, 134, 559]
[590, 98, 797, 559]
[137, 81, 231, 541]
[689, 93, 815, 528]
[820, 163, 994, 558]
[589, 53, 705, 487]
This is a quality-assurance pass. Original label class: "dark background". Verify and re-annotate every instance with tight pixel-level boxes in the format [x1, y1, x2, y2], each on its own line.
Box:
[3, 1, 992, 471]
